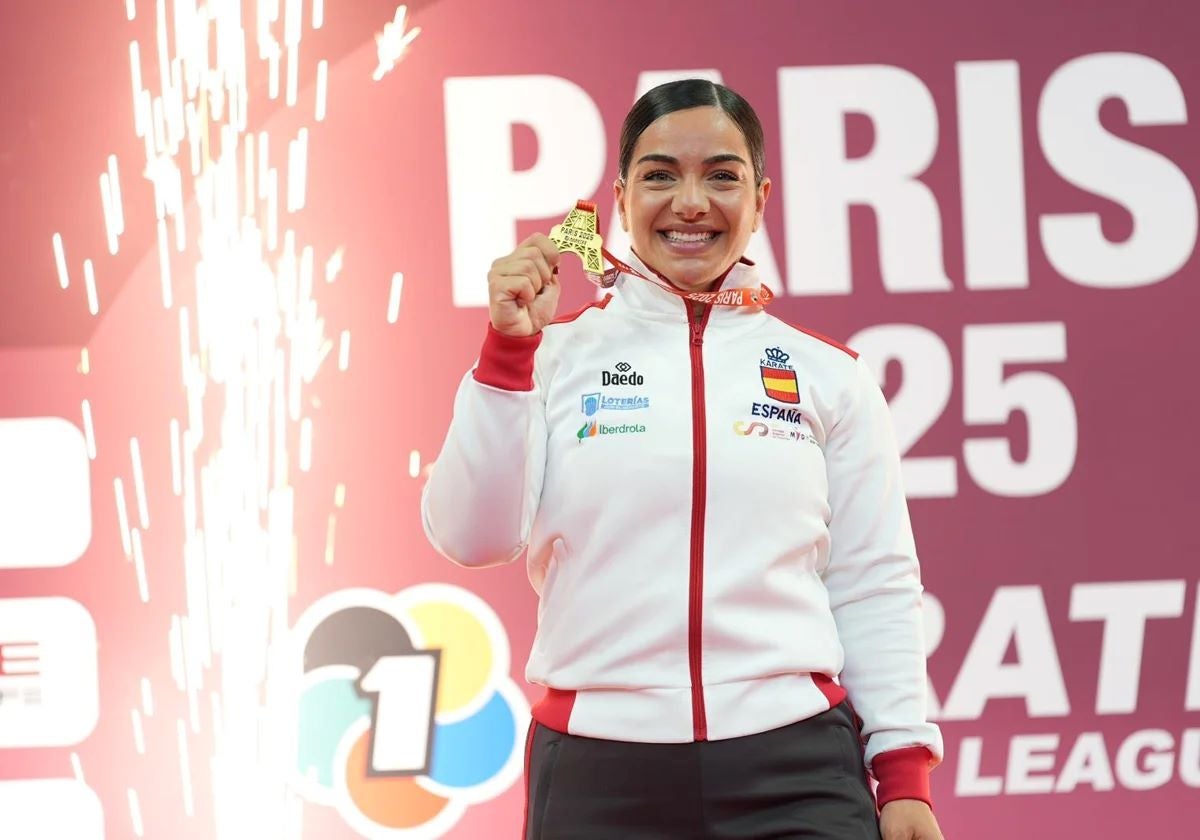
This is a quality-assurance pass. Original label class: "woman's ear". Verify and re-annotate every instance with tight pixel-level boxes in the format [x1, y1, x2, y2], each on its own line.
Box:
[613, 178, 629, 232]
[753, 177, 772, 232]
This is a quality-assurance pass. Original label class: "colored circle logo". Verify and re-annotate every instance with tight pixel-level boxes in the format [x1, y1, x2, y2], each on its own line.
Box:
[292, 585, 529, 838]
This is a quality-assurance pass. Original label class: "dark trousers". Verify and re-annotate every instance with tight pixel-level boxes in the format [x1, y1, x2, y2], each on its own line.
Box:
[523, 702, 881, 839]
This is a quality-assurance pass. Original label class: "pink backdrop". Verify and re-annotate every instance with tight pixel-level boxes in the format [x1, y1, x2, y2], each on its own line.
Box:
[1, 0, 1198, 837]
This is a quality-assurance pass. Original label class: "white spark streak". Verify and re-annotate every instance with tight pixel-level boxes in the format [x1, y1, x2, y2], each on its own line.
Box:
[131, 708, 146, 754]
[70, 751, 85, 783]
[101, 173, 120, 255]
[127, 0, 137, 21]
[325, 247, 342, 283]
[155, 0, 170, 96]
[114, 478, 132, 558]
[52, 232, 69, 289]
[409, 449, 421, 478]
[178, 719, 195, 816]
[79, 348, 90, 375]
[268, 46, 280, 100]
[84, 259, 99, 315]
[132, 528, 149, 602]
[299, 417, 313, 472]
[284, 0, 301, 44]
[334, 483, 345, 507]
[152, 96, 168, 155]
[131, 42, 145, 137]
[373, 5, 421, 82]
[131, 437, 150, 529]
[113, 1, 350, 834]
[324, 513, 336, 565]
[141, 677, 155, 716]
[387, 271, 404, 323]
[315, 59, 328, 121]
[128, 788, 145, 837]
[82, 400, 97, 460]
[170, 418, 182, 496]
[108, 155, 126, 235]
[338, 330, 350, 371]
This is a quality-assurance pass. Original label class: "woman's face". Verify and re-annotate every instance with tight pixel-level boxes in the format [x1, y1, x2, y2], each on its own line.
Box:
[615, 106, 770, 292]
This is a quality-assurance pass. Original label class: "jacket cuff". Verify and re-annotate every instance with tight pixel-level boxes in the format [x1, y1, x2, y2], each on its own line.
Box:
[473, 323, 542, 391]
[872, 746, 935, 810]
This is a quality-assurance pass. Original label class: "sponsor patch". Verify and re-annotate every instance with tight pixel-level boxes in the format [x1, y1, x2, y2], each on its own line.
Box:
[732, 420, 820, 446]
[581, 393, 650, 416]
[602, 361, 645, 387]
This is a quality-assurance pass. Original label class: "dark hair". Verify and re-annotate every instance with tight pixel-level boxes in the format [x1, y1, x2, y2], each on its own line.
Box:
[618, 79, 766, 185]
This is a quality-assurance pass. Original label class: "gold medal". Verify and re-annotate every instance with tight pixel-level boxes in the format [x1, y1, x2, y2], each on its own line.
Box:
[549, 200, 610, 285]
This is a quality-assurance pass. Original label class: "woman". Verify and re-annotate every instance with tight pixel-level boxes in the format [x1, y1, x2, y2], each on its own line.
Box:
[422, 79, 945, 840]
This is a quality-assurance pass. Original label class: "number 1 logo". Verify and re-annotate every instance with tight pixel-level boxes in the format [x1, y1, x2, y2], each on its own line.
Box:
[292, 585, 529, 838]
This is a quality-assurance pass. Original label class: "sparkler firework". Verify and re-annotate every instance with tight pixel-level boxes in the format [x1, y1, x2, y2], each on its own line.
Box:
[50, 2, 421, 837]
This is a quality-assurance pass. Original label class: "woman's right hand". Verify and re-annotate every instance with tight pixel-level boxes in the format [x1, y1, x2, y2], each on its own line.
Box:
[487, 233, 562, 337]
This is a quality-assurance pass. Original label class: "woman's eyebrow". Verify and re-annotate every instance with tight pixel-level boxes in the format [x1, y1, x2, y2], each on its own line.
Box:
[635, 153, 748, 166]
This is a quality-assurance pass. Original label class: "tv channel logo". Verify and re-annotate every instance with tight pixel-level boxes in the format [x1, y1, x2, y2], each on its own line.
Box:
[292, 584, 529, 838]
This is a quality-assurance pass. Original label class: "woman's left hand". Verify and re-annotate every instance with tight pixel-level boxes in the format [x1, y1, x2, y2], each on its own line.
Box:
[879, 799, 944, 840]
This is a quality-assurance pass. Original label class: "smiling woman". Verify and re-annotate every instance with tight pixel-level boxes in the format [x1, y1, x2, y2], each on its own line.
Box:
[422, 79, 945, 840]
[614, 81, 770, 292]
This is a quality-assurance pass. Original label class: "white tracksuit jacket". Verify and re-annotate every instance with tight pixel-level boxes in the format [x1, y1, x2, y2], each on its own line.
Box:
[422, 251, 944, 806]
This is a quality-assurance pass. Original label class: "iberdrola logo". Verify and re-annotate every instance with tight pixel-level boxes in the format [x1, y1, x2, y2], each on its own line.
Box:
[292, 585, 528, 838]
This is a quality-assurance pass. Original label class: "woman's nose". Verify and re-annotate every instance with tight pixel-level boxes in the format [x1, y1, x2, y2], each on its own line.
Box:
[672, 176, 709, 217]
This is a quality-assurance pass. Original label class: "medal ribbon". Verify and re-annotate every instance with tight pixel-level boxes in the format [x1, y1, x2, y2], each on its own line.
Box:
[549, 200, 774, 308]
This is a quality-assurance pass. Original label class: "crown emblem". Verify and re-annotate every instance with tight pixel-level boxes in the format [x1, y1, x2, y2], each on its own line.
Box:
[615, 362, 632, 372]
[764, 348, 789, 365]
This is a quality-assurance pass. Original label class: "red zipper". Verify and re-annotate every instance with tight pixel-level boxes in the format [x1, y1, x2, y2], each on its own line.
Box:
[687, 304, 712, 741]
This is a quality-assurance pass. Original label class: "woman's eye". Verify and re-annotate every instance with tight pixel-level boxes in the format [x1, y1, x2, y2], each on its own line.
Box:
[711, 170, 739, 181]
[643, 170, 673, 181]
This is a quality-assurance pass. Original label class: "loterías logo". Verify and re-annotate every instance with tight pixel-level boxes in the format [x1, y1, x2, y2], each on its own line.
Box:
[291, 584, 529, 838]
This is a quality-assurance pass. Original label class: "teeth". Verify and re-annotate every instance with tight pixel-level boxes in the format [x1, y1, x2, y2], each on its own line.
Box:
[664, 231, 716, 242]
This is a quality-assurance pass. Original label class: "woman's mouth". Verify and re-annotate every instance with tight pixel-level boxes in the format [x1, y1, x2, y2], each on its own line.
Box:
[659, 230, 720, 251]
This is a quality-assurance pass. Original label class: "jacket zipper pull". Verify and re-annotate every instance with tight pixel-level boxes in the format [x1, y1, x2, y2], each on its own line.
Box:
[690, 311, 705, 345]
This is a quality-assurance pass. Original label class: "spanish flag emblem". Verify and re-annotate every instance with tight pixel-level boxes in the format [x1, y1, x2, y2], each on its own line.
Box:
[761, 365, 800, 404]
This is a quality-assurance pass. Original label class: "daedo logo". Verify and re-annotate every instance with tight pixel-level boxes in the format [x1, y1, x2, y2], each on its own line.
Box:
[602, 361, 644, 387]
[292, 585, 528, 838]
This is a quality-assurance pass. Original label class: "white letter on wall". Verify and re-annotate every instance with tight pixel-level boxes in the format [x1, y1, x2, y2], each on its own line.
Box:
[957, 61, 1029, 290]
[941, 586, 1070, 720]
[1038, 52, 1196, 288]
[779, 65, 951, 295]
[445, 75, 606, 307]
[1070, 580, 1185, 714]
